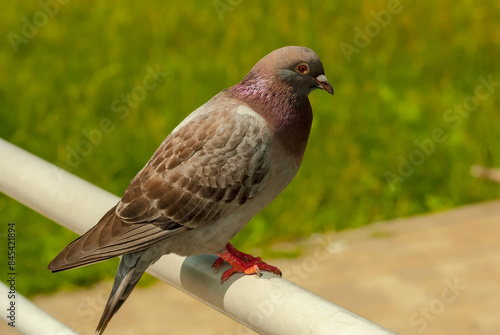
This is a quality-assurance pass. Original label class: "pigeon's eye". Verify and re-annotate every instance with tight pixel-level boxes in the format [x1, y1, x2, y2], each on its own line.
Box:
[296, 63, 310, 74]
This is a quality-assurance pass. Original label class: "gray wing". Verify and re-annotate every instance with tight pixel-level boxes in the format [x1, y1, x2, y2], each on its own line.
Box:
[117, 103, 272, 227]
[48, 101, 272, 272]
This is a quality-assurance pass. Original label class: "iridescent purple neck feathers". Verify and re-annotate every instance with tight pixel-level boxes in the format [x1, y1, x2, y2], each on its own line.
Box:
[226, 46, 332, 159]
[228, 72, 313, 159]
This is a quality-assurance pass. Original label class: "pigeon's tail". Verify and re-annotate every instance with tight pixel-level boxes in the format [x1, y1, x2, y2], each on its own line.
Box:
[95, 252, 152, 335]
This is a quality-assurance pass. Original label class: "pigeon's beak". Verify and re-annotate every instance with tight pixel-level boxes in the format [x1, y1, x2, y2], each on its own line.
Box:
[313, 74, 334, 95]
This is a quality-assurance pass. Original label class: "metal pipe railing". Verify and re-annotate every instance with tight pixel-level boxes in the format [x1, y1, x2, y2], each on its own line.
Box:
[0, 138, 396, 335]
[0, 281, 78, 335]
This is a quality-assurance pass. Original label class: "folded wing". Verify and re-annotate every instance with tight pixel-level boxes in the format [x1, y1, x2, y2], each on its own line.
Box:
[48, 101, 272, 272]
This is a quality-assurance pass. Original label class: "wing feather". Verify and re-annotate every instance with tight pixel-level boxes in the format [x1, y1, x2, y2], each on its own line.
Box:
[117, 102, 272, 228]
[48, 101, 273, 271]
[47, 205, 184, 272]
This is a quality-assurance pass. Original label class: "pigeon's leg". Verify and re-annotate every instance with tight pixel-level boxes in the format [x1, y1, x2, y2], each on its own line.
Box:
[213, 243, 282, 283]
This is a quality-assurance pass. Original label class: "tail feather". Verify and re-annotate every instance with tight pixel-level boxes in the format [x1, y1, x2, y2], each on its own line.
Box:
[47, 204, 180, 334]
[95, 253, 149, 335]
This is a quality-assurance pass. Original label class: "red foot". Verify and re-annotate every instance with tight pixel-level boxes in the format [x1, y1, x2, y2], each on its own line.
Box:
[213, 243, 282, 283]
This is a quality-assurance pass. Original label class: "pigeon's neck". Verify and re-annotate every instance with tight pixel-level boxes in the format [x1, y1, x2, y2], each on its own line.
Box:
[229, 74, 313, 160]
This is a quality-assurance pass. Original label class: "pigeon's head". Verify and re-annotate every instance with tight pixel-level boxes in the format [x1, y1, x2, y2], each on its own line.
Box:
[254, 46, 333, 97]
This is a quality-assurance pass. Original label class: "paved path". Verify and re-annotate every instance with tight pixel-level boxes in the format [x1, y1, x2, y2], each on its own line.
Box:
[3, 200, 500, 334]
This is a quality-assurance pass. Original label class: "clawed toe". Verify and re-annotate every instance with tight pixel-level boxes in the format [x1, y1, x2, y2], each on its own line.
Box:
[214, 243, 282, 283]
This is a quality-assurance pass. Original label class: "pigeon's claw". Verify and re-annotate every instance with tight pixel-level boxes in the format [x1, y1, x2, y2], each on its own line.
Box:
[213, 243, 282, 283]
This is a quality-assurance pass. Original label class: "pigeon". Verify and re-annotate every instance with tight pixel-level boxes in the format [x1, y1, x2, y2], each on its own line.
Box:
[48, 46, 333, 334]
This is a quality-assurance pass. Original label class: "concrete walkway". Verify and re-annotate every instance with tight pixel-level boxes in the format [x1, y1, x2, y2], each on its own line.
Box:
[3, 200, 500, 334]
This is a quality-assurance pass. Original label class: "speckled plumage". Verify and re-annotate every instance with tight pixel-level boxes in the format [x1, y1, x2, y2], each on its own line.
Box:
[48, 46, 333, 334]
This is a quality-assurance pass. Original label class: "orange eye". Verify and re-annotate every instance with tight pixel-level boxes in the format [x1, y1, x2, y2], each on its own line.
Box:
[296, 63, 310, 74]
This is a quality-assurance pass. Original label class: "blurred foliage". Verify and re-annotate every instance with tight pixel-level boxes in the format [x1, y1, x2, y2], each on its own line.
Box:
[0, 1, 499, 296]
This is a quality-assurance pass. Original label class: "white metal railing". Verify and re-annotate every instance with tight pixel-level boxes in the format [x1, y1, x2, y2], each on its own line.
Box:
[0, 138, 396, 335]
[0, 281, 78, 335]
[471, 165, 500, 184]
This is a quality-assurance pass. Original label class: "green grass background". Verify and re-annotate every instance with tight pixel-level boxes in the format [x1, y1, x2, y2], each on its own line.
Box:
[0, 1, 499, 296]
